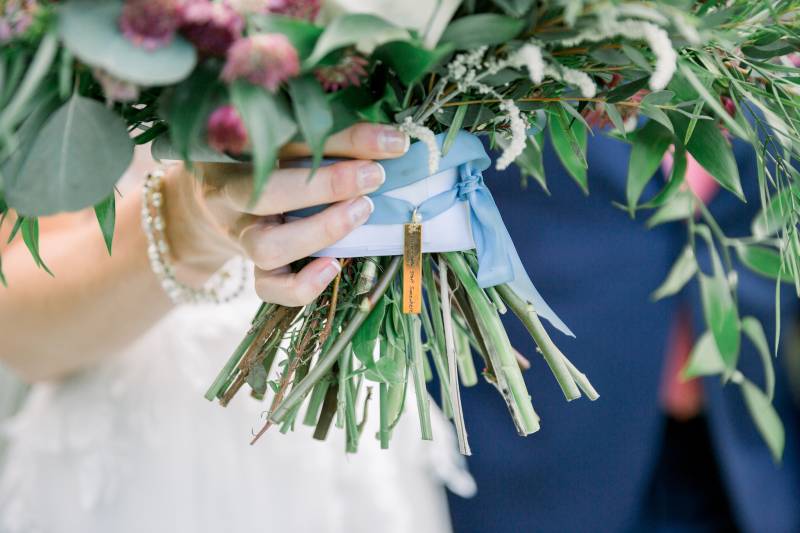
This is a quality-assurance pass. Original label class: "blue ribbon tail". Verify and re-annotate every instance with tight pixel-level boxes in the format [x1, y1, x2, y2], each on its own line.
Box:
[463, 165, 574, 337]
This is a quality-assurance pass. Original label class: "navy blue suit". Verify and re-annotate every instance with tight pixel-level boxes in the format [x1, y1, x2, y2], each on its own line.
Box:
[447, 133, 800, 533]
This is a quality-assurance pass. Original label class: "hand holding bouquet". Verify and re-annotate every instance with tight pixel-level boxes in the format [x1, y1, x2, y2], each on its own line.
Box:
[1, 0, 799, 459]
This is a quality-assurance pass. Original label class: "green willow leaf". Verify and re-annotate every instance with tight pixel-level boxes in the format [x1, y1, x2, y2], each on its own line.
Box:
[626, 120, 674, 214]
[549, 107, 588, 193]
[646, 191, 693, 228]
[740, 378, 784, 462]
[515, 133, 548, 193]
[639, 144, 687, 209]
[751, 185, 799, 238]
[288, 75, 334, 172]
[374, 41, 452, 85]
[440, 14, 525, 48]
[230, 81, 297, 199]
[353, 295, 386, 371]
[5, 94, 133, 216]
[669, 112, 743, 200]
[442, 104, 468, 157]
[699, 271, 740, 370]
[306, 14, 409, 66]
[682, 331, 725, 379]
[740, 316, 775, 401]
[734, 243, 792, 282]
[652, 246, 697, 301]
[93, 193, 115, 255]
[21, 217, 52, 275]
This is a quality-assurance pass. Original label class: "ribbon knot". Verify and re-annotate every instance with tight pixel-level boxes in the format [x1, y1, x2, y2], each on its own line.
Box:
[456, 164, 484, 200]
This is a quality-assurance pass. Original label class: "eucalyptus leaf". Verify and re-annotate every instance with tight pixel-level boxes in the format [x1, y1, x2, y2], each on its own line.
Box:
[5, 94, 134, 216]
[440, 14, 525, 49]
[58, 1, 197, 86]
[305, 14, 410, 67]
[626, 120, 673, 214]
[230, 81, 297, 199]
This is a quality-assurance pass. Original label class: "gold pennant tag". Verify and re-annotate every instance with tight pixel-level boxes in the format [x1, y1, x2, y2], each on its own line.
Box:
[403, 211, 423, 314]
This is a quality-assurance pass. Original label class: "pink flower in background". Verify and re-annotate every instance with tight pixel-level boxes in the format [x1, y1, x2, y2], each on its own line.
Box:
[315, 54, 368, 92]
[0, 0, 37, 43]
[207, 105, 249, 155]
[267, 0, 320, 20]
[221, 34, 300, 92]
[179, 0, 244, 57]
[720, 95, 736, 118]
[119, 0, 183, 50]
[93, 68, 141, 103]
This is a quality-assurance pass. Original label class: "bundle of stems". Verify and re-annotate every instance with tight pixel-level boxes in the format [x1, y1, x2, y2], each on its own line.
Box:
[205, 251, 598, 454]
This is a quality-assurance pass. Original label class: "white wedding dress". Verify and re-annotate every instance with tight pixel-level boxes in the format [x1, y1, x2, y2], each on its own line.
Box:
[0, 284, 474, 533]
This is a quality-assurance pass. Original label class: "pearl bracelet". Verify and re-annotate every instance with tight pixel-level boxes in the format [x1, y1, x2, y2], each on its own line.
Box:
[141, 168, 248, 305]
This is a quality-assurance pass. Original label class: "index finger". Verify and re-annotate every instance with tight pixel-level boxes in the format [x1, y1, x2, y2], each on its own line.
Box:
[279, 123, 410, 161]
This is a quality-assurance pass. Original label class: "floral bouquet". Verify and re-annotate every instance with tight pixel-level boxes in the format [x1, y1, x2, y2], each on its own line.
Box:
[1, 0, 799, 458]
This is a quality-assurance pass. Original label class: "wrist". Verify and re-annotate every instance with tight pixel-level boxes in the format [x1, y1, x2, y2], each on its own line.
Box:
[160, 164, 239, 283]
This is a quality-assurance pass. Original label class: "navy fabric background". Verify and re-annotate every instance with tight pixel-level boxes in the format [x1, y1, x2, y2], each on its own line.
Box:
[446, 133, 800, 533]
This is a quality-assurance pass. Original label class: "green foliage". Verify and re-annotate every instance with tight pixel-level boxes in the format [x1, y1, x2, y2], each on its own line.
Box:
[305, 14, 410, 67]
[288, 75, 334, 172]
[740, 377, 784, 462]
[230, 81, 297, 199]
[4, 94, 133, 216]
[250, 14, 323, 61]
[93, 193, 115, 255]
[652, 246, 697, 301]
[626, 120, 673, 214]
[548, 105, 588, 193]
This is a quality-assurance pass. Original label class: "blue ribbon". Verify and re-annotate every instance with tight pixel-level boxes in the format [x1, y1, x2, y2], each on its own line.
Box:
[288, 131, 573, 336]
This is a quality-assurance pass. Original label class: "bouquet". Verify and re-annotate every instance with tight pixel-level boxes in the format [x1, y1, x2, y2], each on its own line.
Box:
[1, 0, 799, 459]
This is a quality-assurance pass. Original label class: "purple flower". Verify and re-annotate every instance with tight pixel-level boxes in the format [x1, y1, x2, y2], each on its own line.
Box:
[221, 34, 300, 92]
[267, 0, 320, 20]
[315, 54, 368, 92]
[0, 0, 37, 44]
[93, 68, 141, 103]
[207, 105, 249, 155]
[119, 0, 183, 50]
[179, 0, 244, 57]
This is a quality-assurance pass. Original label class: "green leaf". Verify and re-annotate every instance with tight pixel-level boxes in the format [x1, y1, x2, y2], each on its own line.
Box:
[442, 104, 468, 156]
[353, 295, 386, 369]
[440, 14, 525, 49]
[58, 1, 196, 86]
[604, 103, 626, 136]
[94, 193, 115, 255]
[652, 246, 697, 301]
[249, 14, 323, 60]
[646, 191, 693, 227]
[734, 243, 792, 282]
[740, 378, 784, 462]
[5, 94, 133, 216]
[605, 76, 649, 103]
[741, 316, 775, 401]
[515, 133, 548, 193]
[626, 120, 673, 214]
[230, 81, 297, 199]
[676, 61, 749, 140]
[160, 64, 223, 162]
[548, 106, 588, 193]
[682, 331, 726, 379]
[699, 271, 740, 370]
[374, 41, 452, 85]
[639, 104, 673, 134]
[641, 90, 674, 106]
[751, 186, 798, 238]
[288, 75, 333, 171]
[639, 145, 687, 209]
[21, 217, 52, 275]
[669, 112, 743, 200]
[305, 14, 409, 67]
[0, 32, 58, 132]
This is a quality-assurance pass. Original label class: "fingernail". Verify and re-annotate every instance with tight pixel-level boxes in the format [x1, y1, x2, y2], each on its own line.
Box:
[348, 196, 374, 224]
[357, 162, 385, 192]
[317, 260, 341, 286]
[377, 127, 410, 154]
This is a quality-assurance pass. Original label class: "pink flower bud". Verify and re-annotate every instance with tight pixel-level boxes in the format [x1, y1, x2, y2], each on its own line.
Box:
[119, 0, 183, 50]
[179, 0, 244, 57]
[267, 0, 320, 20]
[207, 105, 249, 155]
[221, 34, 300, 92]
[721, 96, 736, 118]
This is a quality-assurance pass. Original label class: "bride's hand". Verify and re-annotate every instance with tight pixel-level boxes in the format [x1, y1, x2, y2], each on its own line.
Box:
[162, 123, 410, 306]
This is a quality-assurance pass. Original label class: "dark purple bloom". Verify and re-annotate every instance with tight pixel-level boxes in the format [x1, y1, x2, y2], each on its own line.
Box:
[179, 0, 244, 57]
[119, 0, 183, 50]
[315, 54, 368, 92]
[221, 34, 300, 92]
